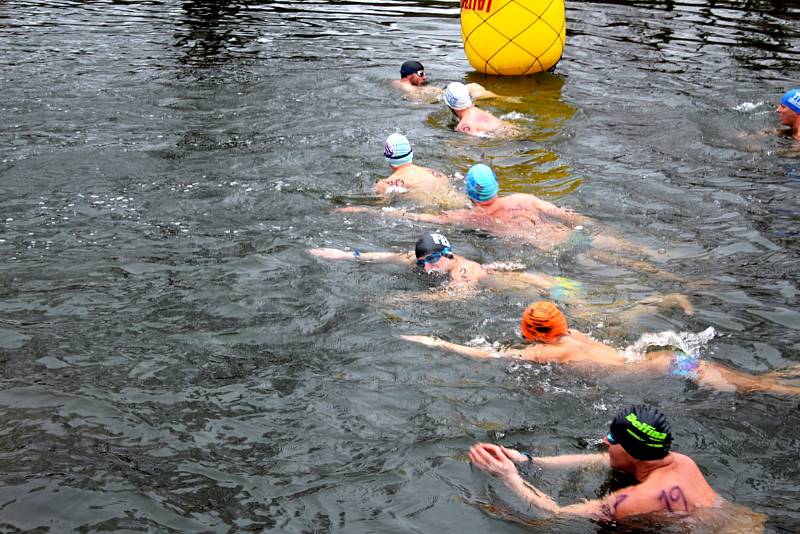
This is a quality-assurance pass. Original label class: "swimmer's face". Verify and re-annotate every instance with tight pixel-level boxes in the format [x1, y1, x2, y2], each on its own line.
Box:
[777, 103, 798, 127]
[408, 70, 428, 86]
[603, 433, 635, 472]
[423, 256, 446, 275]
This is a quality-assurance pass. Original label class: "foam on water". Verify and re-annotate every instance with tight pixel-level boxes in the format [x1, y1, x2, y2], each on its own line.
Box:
[621, 326, 716, 362]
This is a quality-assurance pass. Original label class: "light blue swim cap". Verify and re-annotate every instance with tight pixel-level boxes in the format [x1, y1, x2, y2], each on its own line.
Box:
[781, 88, 800, 114]
[466, 164, 499, 202]
[384, 133, 413, 167]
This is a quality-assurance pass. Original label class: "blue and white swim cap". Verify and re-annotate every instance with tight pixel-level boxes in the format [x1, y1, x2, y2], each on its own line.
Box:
[444, 82, 472, 110]
[466, 163, 499, 202]
[384, 133, 413, 167]
[781, 88, 800, 114]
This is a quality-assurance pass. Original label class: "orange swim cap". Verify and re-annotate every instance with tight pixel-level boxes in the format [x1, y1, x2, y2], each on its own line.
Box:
[520, 301, 568, 343]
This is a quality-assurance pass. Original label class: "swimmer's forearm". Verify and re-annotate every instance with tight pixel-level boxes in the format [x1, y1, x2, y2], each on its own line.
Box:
[532, 453, 608, 469]
[399, 211, 444, 224]
[503, 473, 561, 514]
[433, 339, 493, 359]
[359, 252, 412, 263]
[504, 473, 605, 518]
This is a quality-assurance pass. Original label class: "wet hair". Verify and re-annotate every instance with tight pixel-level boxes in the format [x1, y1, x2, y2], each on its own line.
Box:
[608, 404, 672, 461]
[400, 60, 424, 79]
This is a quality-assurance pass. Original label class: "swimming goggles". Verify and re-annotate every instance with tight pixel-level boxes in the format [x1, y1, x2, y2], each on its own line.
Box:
[416, 252, 443, 266]
[606, 432, 617, 445]
[416, 70, 426, 77]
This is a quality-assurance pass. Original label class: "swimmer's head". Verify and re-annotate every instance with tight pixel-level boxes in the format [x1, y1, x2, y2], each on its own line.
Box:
[465, 164, 499, 202]
[384, 133, 414, 167]
[415, 233, 453, 270]
[607, 404, 672, 461]
[520, 301, 568, 343]
[780, 88, 800, 114]
[400, 60, 427, 85]
[400, 60, 424, 79]
[444, 82, 472, 110]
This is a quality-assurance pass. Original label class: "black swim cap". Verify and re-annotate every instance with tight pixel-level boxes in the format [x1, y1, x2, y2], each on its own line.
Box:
[608, 404, 672, 461]
[415, 233, 453, 259]
[400, 60, 424, 78]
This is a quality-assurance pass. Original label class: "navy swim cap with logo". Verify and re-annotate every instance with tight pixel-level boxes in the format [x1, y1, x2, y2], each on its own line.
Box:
[608, 404, 672, 461]
[400, 60, 424, 78]
[415, 233, 453, 259]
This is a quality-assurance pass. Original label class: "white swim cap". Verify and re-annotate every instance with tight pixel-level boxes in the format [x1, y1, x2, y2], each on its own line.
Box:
[444, 82, 472, 110]
[384, 133, 413, 167]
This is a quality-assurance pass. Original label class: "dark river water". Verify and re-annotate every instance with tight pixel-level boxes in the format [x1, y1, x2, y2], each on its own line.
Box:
[1, 0, 800, 532]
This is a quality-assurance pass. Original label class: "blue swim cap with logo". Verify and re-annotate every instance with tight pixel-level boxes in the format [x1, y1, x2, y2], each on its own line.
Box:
[384, 133, 413, 167]
[465, 164, 499, 202]
[781, 88, 800, 113]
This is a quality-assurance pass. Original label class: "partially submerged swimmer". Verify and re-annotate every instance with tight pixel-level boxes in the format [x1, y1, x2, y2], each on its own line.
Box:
[392, 60, 499, 103]
[309, 233, 692, 316]
[468, 404, 765, 529]
[341, 163, 581, 249]
[776, 88, 800, 141]
[309, 232, 567, 297]
[374, 133, 464, 208]
[337, 163, 682, 280]
[444, 82, 520, 137]
[402, 301, 800, 395]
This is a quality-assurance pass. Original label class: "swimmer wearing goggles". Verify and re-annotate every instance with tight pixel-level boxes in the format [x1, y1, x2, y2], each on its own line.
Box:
[465, 404, 746, 522]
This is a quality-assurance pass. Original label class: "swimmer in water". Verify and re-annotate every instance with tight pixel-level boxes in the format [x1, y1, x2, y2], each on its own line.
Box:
[402, 301, 800, 395]
[310, 232, 572, 298]
[776, 88, 800, 141]
[468, 404, 765, 529]
[444, 82, 520, 137]
[338, 164, 675, 279]
[309, 233, 692, 317]
[392, 60, 500, 103]
[374, 133, 465, 208]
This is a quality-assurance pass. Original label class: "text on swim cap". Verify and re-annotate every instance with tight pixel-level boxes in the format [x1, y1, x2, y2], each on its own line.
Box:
[431, 233, 450, 247]
[625, 413, 667, 441]
[461, 0, 492, 13]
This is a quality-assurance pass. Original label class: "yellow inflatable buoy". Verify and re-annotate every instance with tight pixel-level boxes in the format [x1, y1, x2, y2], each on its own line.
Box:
[460, 0, 566, 76]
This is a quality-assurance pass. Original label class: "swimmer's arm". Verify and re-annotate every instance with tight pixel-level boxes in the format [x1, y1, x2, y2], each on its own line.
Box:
[529, 196, 586, 227]
[335, 205, 450, 224]
[519, 344, 571, 363]
[372, 179, 390, 195]
[401, 335, 506, 359]
[308, 248, 414, 263]
[465, 83, 500, 101]
[470, 443, 609, 518]
[498, 447, 609, 470]
[404, 337, 562, 363]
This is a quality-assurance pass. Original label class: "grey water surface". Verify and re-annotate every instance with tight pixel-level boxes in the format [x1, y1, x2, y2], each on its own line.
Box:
[1, 0, 800, 531]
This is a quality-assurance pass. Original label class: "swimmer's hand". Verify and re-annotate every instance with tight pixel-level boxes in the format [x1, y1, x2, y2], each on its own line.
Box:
[308, 247, 353, 260]
[498, 446, 530, 464]
[401, 334, 439, 347]
[468, 443, 518, 479]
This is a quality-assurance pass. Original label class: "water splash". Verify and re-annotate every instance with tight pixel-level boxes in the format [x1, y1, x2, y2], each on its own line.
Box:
[733, 101, 766, 112]
[621, 326, 716, 362]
